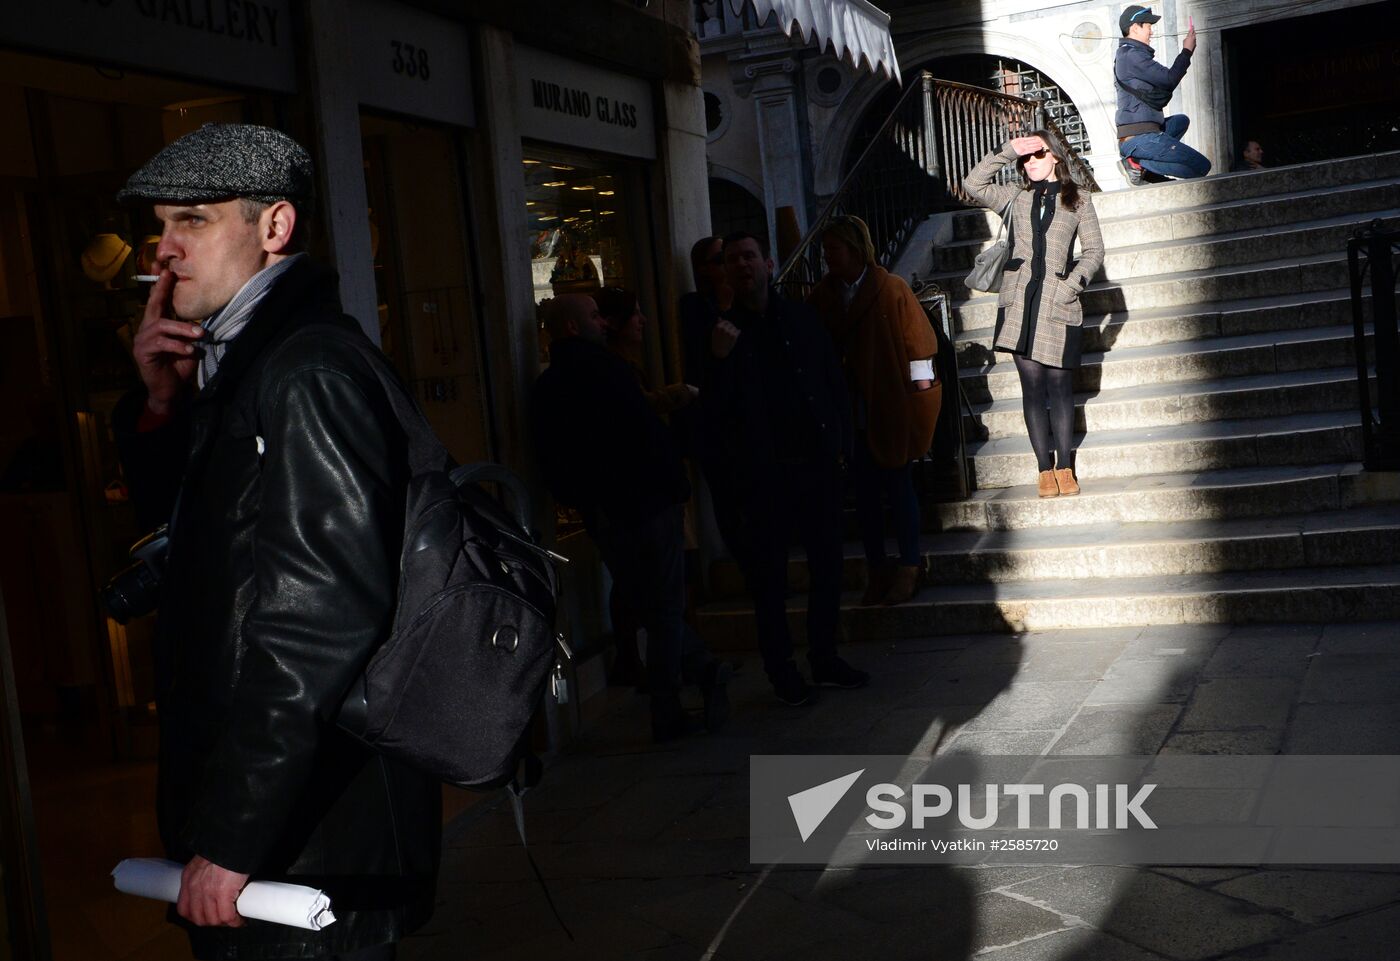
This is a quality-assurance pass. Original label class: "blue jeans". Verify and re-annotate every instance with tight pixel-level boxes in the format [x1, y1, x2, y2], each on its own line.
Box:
[1121, 115, 1211, 180]
[853, 438, 922, 568]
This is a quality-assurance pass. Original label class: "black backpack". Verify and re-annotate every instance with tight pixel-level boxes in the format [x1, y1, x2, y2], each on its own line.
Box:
[295, 326, 571, 790]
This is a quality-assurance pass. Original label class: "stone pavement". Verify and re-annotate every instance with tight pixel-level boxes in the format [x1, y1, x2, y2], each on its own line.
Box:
[400, 621, 1400, 961]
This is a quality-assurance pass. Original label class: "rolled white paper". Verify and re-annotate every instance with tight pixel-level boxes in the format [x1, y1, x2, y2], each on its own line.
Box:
[111, 858, 337, 931]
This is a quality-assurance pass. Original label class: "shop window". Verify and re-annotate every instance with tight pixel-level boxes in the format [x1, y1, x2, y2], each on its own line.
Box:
[361, 114, 492, 466]
[523, 152, 637, 311]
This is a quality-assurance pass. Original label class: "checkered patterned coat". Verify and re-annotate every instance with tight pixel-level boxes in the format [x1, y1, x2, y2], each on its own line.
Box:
[962, 142, 1105, 369]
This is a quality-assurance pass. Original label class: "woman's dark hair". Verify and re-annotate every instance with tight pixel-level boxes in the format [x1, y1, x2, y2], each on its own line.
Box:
[592, 286, 637, 326]
[1015, 130, 1082, 211]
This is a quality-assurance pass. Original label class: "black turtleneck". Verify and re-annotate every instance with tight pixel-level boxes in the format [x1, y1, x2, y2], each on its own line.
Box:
[1019, 181, 1062, 354]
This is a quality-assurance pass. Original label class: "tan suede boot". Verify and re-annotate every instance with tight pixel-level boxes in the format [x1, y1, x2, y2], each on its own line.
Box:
[882, 565, 922, 606]
[861, 563, 894, 606]
[1038, 470, 1059, 498]
[1054, 467, 1080, 496]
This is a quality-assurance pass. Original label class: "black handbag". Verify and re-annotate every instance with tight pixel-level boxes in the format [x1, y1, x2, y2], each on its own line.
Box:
[964, 197, 1014, 293]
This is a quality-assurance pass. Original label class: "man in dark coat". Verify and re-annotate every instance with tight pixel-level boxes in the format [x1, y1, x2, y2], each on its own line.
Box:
[530, 293, 727, 741]
[705, 232, 869, 706]
[1114, 4, 1210, 184]
[112, 124, 438, 961]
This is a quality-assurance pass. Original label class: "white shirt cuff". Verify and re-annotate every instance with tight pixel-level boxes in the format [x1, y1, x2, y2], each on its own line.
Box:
[909, 359, 935, 381]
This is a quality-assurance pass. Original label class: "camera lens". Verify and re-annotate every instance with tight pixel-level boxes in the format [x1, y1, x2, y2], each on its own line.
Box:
[102, 561, 161, 624]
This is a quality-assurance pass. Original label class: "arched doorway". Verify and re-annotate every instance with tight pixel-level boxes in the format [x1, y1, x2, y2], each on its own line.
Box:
[842, 55, 1093, 183]
[708, 177, 769, 249]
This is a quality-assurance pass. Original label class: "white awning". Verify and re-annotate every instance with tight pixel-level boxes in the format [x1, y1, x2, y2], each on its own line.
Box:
[728, 0, 901, 82]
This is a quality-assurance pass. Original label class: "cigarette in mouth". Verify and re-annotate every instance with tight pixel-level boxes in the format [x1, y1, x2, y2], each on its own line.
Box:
[135, 275, 160, 282]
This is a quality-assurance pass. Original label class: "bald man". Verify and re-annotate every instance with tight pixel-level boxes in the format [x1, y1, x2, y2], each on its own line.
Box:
[530, 293, 727, 742]
[543, 291, 608, 344]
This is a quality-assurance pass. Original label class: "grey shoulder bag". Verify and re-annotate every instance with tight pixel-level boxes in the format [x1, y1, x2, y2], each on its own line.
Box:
[964, 196, 1015, 293]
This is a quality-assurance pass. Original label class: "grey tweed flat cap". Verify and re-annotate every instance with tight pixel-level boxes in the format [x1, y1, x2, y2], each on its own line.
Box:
[117, 123, 314, 209]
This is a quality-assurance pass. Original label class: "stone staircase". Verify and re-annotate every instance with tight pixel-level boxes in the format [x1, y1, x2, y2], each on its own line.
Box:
[695, 151, 1400, 648]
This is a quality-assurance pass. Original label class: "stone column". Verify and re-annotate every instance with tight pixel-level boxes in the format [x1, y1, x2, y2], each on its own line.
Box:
[745, 56, 808, 248]
[471, 25, 539, 476]
[304, 0, 377, 342]
[658, 75, 712, 378]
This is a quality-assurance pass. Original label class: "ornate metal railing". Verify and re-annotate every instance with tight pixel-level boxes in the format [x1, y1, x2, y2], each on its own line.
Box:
[775, 73, 1099, 298]
[1347, 222, 1400, 470]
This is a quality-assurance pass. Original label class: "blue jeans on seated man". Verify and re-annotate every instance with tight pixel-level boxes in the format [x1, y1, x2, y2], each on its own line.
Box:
[1120, 114, 1211, 180]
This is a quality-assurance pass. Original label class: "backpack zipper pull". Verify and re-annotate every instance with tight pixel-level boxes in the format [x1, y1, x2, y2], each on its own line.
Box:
[551, 633, 574, 704]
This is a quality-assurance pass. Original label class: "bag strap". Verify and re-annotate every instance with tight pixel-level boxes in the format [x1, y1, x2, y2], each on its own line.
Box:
[992, 196, 1015, 248]
[507, 760, 575, 942]
[451, 462, 535, 534]
[308, 322, 453, 479]
[1113, 58, 1170, 111]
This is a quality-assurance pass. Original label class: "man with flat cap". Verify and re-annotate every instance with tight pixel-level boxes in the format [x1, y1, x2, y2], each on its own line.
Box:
[1114, 4, 1211, 185]
[112, 123, 438, 960]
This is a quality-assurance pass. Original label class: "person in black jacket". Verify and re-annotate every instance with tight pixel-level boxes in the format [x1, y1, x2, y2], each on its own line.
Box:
[111, 124, 437, 961]
[678, 235, 729, 390]
[706, 232, 869, 706]
[531, 293, 727, 741]
[1114, 4, 1209, 185]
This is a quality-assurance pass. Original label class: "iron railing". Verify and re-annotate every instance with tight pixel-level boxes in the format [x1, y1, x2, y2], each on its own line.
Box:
[1347, 222, 1400, 470]
[775, 73, 1099, 298]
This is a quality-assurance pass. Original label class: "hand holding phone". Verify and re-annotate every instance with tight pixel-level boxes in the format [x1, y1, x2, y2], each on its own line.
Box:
[1184, 14, 1198, 51]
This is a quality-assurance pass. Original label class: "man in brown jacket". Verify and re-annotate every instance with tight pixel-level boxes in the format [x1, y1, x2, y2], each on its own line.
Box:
[809, 216, 941, 606]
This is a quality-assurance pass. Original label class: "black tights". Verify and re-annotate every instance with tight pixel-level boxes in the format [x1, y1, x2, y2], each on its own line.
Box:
[1014, 354, 1076, 472]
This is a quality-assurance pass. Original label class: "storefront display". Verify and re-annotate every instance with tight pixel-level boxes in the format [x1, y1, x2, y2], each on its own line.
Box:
[524, 154, 638, 307]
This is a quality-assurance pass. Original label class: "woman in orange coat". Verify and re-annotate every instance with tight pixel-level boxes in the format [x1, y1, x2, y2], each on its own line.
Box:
[809, 215, 942, 606]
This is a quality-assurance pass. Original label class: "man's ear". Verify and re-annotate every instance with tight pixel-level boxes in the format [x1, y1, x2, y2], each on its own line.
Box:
[260, 201, 298, 254]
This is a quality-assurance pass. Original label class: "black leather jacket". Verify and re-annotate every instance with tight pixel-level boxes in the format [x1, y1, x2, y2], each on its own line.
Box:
[114, 258, 439, 960]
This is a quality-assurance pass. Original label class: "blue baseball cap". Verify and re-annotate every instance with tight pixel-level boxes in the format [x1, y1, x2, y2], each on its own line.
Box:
[1120, 5, 1162, 34]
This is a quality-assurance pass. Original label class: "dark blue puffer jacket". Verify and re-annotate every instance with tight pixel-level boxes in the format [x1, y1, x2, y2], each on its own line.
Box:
[1114, 37, 1193, 133]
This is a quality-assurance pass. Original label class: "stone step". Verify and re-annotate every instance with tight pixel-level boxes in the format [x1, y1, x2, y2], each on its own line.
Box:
[941, 178, 1400, 254]
[694, 564, 1400, 647]
[951, 290, 1364, 366]
[931, 210, 1400, 303]
[966, 366, 1373, 439]
[951, 251, 1352, 331]
[714, 505, 1400, 596]
[943, 154, 1400, 239]
[960, 325, 1369, 404]
[966, 409, 1363, 490]
[929, 463, 1384, 533]
[1087, 150, 1400, 221]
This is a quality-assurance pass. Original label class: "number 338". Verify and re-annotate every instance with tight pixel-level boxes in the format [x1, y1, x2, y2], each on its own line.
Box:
[391, 41, 430, 80]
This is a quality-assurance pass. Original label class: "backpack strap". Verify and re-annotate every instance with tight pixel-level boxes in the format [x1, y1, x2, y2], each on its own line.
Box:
[507, 758, 575, 942]
[298, 322, 454, 479]
[451, 462, 536, 536]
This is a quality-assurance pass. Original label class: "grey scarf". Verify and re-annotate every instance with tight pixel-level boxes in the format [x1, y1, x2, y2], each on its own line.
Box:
[197, 252, 306, 388]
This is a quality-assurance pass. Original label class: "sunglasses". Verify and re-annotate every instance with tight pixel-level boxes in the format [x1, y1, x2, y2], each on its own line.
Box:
[1026, 148, 1053, 160]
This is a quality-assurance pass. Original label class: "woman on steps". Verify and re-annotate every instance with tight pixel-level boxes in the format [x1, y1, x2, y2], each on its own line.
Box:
[963, 132, 1105, 497]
